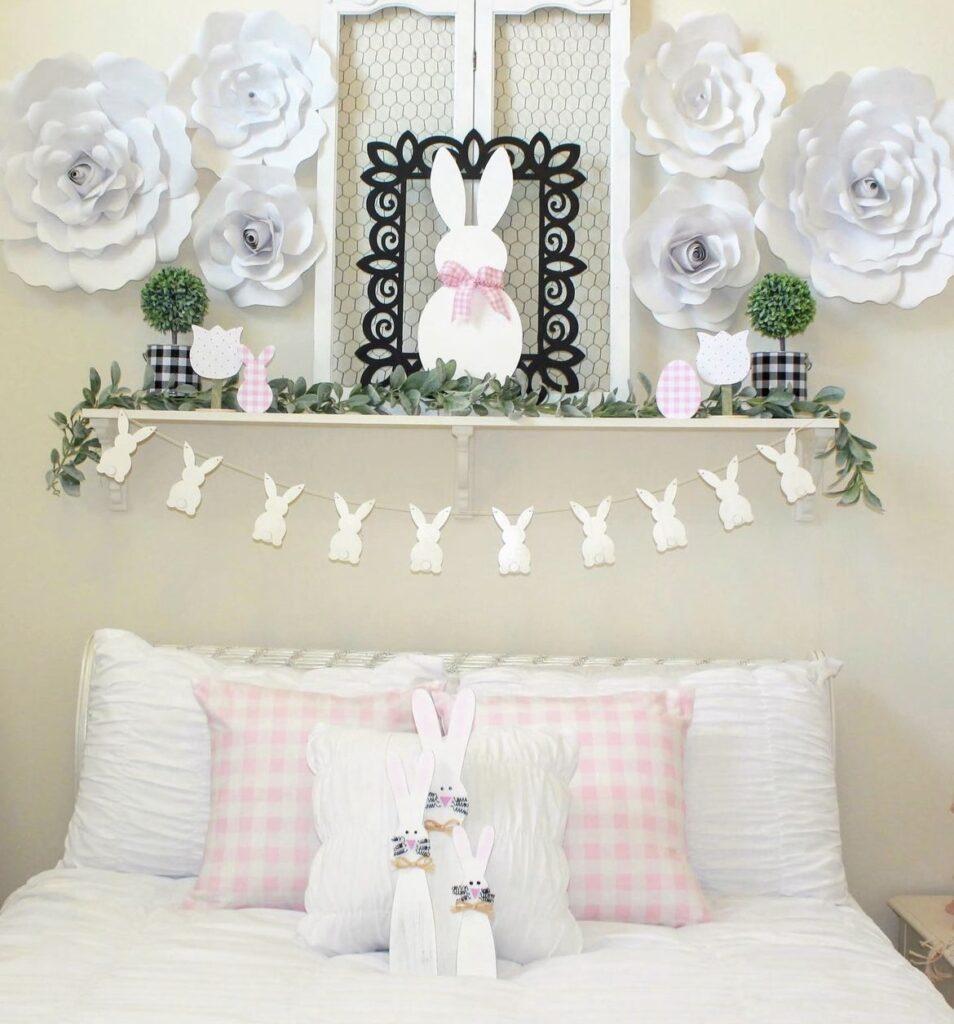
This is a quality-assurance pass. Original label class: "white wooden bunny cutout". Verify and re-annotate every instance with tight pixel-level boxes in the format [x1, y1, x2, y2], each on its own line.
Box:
[698, 457, 754, 531]
[492, 506, 533, 575]
[451, 825, 497, 978]
[417, 147, 524, 380]
[252, 473, 305, 547]
[328, 494, 375, 565]
[97, 411, 155, 484]
[386, 749, 438, 976]
[409, 504, 451, 574]
[166, 442, 223, 517]
[569, 497, 616, 568]
[757, 429, 817, 503]
[636, 480, 688, 553]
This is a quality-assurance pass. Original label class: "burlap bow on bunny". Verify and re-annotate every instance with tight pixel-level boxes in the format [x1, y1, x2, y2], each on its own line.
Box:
[438, 262, 511, 322]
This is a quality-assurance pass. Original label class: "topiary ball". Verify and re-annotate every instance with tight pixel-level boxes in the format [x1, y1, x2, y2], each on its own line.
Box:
[746, 273, 816, 344]
[140, 266, 209, 342]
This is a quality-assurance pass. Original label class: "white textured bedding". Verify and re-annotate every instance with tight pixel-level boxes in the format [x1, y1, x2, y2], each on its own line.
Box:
[1, 869, 950, 1023]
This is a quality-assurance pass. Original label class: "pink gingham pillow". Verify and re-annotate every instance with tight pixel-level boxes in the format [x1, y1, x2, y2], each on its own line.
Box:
[185, 679, 422, 910]
[439, 689, 709, 926]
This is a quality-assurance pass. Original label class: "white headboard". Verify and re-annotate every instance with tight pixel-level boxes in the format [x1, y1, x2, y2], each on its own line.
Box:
[75, 637, 836, 782]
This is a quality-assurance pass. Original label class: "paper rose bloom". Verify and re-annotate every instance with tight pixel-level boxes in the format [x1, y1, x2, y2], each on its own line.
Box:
[169, 11, 336, 176]
[624, 175, 760, 330]
[0, 54, 198, 292]
[757, 69, 954, 308]
[623, 14, 785, 178]
[192, 165, 323, 307]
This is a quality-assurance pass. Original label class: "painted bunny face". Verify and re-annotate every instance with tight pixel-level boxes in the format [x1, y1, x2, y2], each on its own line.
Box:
[451, 825, 495, 903]
[413, 689, 474, 823]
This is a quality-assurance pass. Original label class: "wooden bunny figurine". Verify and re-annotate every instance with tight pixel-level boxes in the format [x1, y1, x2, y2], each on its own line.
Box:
[328, 494, 375, 565]
[757, 429, 817, 503]
[492, 507, 533, 575]
[167, 443, 223, 517]
[252, 473, 305, 548]
[698, 457, 754, 531]
[451, 825, 497, 978]
[417, 147, 523, 380]
[569, 498, 616, 567]
[237, 344, 275, 414]
[97, 411, 155, 484]
[636, 480, 688, 553]
[387, 750, 437, 976]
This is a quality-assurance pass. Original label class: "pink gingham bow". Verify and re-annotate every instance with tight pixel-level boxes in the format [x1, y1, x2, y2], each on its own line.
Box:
[438, 262, 511, 322]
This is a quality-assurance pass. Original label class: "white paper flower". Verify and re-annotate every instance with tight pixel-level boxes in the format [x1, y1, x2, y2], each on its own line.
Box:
[193, 165, 322, 307]
[169, 11, 336, 176]
[623, 14, 785, 178]
[624, 175, 760, 330]
[0, 54, 198, 292]
[757, 69, 954, 308]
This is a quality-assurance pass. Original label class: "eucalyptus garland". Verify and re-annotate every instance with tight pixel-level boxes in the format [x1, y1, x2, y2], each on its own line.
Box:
[47, 360, 882, 511]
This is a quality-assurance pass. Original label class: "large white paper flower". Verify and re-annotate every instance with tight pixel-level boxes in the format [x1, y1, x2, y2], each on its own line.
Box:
[169, 11, 336, 176]
[623, 14, 784, 178]
[193, 165, 322, 307]
[0, 54, 198, 292]
[625, 175, 760, 330]
[757, 69, 954, 308]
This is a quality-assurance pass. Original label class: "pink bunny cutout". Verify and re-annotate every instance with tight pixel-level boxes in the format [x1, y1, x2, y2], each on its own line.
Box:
[237, 345, 275, 413]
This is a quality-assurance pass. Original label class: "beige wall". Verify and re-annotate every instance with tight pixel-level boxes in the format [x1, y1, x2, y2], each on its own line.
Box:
[1, 0, 952, 937]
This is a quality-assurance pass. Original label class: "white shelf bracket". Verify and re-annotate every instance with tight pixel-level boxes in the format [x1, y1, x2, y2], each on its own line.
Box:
[794, 427, 829, 524]
[88, 415, 127, 512]
[450, 425, 476, 518]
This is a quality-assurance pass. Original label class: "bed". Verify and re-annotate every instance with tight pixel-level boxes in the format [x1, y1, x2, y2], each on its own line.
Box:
[0, 637, 951, 1023]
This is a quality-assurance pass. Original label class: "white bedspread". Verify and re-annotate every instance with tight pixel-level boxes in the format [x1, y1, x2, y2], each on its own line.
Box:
[0, 869, 950, 1023]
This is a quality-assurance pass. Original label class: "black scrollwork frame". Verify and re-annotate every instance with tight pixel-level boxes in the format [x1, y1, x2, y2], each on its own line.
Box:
[355, 130, 587, 393]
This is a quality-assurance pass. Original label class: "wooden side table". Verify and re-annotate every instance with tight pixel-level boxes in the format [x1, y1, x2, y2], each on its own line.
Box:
[890, 895, 954, 1007]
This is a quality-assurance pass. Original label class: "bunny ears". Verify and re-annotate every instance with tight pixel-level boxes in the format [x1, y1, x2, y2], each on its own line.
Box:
[431, 148, 514, 233]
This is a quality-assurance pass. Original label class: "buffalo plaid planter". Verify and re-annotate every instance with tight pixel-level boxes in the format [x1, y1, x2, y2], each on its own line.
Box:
[145, 344, 200, 392]
[750, 350, 811, 400]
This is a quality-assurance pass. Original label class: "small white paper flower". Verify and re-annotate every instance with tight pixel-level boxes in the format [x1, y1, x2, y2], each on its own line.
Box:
[757, 68, 954, 308]
[192, 166, 323, 308]
[169, 11, 336, 176]
[625, 175, 760, 330]
[0, 54, 198, 292]
[623, 14, 785, 178]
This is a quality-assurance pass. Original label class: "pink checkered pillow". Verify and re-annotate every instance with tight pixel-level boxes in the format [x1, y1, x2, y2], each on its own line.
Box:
[440, 689, 709, 926]
[185, 679, 421, 910]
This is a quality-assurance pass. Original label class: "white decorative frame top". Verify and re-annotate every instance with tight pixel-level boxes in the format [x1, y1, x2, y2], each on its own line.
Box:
[313, 0, 632, 393]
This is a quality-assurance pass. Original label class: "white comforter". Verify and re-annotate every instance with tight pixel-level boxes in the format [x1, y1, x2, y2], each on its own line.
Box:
[0, 869, 950, 1023]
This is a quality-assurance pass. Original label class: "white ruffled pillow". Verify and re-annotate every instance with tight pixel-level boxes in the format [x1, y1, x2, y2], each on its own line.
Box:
[299, 725, 581, 966]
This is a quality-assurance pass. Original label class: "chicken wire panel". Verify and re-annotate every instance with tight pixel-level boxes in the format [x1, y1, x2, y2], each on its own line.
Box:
[333, 11, 455, 386]
[494, 10, 611, 393]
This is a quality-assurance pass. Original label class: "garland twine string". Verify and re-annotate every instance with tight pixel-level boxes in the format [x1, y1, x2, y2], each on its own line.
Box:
[135, 421, 817, 519]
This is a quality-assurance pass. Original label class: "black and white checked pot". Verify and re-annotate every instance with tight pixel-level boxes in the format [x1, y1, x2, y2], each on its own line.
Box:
[750, 351, 811, 400]
[145, 344, 200, 392]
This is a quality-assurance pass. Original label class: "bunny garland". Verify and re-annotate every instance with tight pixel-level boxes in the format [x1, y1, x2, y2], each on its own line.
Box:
[492, 507, 534, 575]
[417, 148, 524, 380]
[636, 480, 688, 553]
[252, 473, 305, 547]
[328, 494, 375, 565]
[757, 429, 817, 503]
[97, 412, 155, 485]
[569, 498, 616, 568]
[698, 457, 754, 531]
[409, 505, 451, 574]
[166, 443, 223, 517]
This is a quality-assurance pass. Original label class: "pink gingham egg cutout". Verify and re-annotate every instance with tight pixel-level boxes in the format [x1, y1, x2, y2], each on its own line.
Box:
[656, 359, 703, 419]
[185, 679, 424, 910]
[437, 688, 709, 926]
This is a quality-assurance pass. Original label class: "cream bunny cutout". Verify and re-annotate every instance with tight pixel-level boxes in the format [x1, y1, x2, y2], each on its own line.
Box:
[451, 825, 497, 979]
[329, 493, 375, 565]
[409, 504, 451, 574]
[97, 411, 155, 484]
[417, 147, 524, 380]
[698, 457, 754, 531]
[167, 442, 223, 517]
[492, 507, 533, 575]
[252, 473, 305, 547]
[757, 429, 817, 503]
[636, 480, 688, 553]
[569, 497, 616, 568]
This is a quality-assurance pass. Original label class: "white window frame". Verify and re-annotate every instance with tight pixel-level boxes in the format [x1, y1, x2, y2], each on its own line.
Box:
[313, 0, 631, 393]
